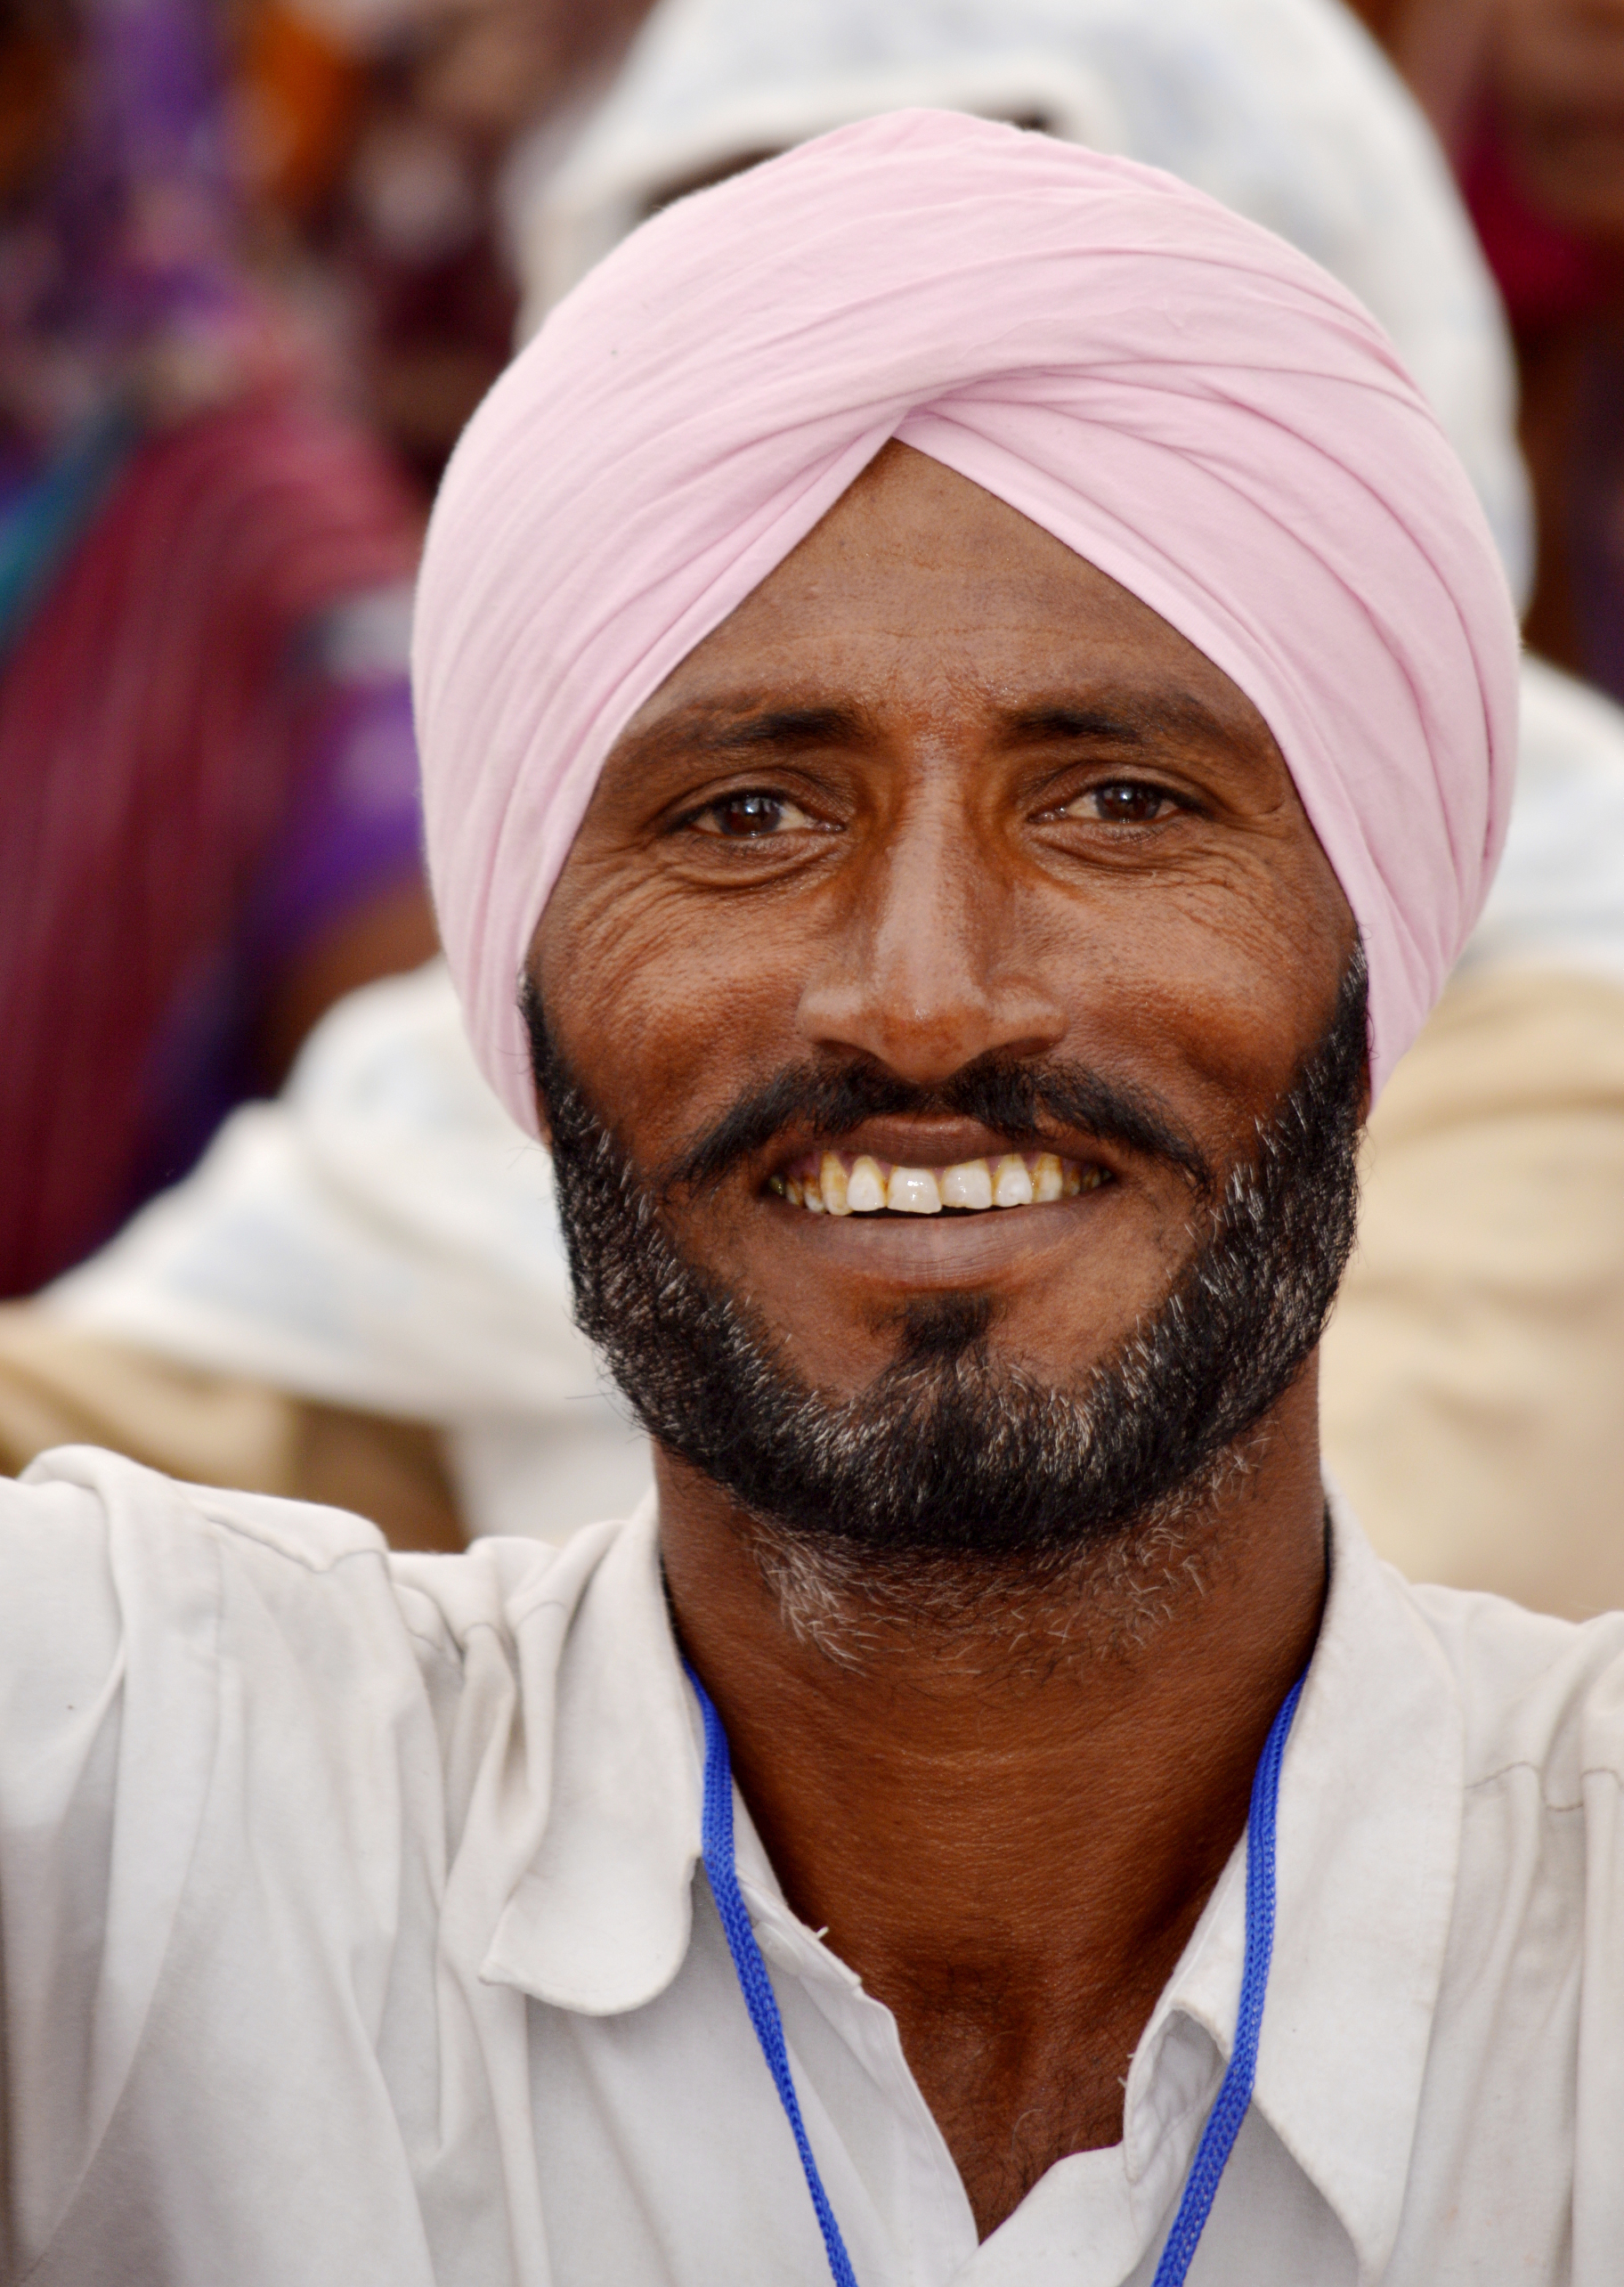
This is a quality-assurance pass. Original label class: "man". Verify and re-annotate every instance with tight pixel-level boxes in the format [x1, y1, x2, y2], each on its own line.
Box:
[26, 0, 1518, 1555]
[12, 0, 1624, 1620]
[524, 0, 1624, 1616]
[4, 110, 1612, 2284]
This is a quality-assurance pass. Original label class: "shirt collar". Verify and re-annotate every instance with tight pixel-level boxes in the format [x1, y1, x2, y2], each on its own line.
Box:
[480, 1490, 704, 2015]
[482, 1485, 1466, 2281]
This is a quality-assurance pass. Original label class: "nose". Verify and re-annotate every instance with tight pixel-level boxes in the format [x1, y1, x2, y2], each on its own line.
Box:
[796, 792, 1068, 1085]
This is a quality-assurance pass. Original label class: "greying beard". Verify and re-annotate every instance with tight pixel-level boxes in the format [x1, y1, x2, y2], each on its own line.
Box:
[524, 949, 1366, 1661]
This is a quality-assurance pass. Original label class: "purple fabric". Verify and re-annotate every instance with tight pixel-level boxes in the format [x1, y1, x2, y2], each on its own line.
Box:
[55, 0, 237, 338]
[130, 666, 425, 1209]
[248, 675, 425, 969]
[4, 0, 251, 454]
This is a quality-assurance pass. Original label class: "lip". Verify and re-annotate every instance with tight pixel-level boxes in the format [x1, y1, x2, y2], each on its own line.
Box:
[767, 1186, 1114, 1289]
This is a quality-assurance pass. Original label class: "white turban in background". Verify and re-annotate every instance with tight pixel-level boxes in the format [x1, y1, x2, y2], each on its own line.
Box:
[524, 0, 1531, 603]
[413, 110, 1519, 1132]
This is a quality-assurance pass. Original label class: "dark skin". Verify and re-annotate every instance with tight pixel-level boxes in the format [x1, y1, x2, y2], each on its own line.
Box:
[531, 442, 1359, 2239]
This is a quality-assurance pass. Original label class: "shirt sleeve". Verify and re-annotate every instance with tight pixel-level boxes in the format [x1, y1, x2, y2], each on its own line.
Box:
[0, 1448, 456, 2286]
[0, 1456, 221, 2260]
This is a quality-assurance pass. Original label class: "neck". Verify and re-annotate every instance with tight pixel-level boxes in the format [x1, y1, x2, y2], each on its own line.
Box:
[658, 1363, 1328, 2235]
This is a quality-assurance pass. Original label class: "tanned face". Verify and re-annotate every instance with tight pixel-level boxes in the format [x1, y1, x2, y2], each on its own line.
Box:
[528, 441, 1360, 1542]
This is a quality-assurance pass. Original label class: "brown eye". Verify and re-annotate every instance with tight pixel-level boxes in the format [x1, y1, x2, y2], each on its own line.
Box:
[691, 791, 815, 838]
[1067, 781, 1176, 825]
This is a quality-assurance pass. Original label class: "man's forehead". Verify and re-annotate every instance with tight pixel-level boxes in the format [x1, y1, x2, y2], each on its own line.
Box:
[615, 450, 1277, 762]
[722, 437, 1125, 604]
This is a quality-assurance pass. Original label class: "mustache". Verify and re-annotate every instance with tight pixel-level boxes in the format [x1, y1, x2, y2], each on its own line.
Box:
[662, 1052, 1214, 1196]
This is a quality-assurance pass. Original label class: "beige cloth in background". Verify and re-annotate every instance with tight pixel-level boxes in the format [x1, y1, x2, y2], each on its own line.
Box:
[0, 1310, 463, 1552]
[1323, 962, 1624, 1619]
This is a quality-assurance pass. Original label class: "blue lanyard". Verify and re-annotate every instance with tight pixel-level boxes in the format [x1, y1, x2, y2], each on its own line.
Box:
[688, 1663, 1305, 2287]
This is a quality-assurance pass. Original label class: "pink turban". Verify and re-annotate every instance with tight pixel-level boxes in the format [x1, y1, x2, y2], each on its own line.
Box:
[414, 109, 1518, 1131]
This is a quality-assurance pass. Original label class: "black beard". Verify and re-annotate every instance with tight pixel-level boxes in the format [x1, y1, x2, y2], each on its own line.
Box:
[523, 951, 1365, 1572]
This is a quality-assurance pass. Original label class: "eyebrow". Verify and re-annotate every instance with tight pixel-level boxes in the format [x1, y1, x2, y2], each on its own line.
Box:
[625, 704, 871, 767]
[999, 693, 1239, 750]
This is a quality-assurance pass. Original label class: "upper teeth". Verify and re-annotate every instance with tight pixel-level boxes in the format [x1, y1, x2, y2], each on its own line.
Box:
[768, 1151, 1107, 1216]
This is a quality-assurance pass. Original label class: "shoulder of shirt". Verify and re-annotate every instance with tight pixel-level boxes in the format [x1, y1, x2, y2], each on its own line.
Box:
[13, 1439, 393, 1565]
[1399, 1567, 1624, 1803]
[11, 1443, 606, 1638]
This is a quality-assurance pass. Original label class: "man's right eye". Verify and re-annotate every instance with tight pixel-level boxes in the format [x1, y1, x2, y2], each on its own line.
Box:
[687, 791, 816, 837]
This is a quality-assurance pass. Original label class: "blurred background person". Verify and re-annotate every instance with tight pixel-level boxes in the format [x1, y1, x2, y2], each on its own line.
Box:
[1320, 655, 1624, 1616]
[0, 0, 437, 1298]
[1352, 0, 1624, 700]
[1271, 0, 1624, 1616]
[0, 0, 663, 1538]
[232, 0, 654, 486]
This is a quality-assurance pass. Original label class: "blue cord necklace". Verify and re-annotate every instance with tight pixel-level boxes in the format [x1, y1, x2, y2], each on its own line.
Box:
[687, 1663, 1305, 2287]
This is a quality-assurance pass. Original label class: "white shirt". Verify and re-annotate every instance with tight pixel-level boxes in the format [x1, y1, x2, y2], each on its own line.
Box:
[3, 1444, 1620, 2285]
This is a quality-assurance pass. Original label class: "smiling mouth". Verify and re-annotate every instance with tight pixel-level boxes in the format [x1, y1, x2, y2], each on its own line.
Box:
[767, 1149, 1109, 1217]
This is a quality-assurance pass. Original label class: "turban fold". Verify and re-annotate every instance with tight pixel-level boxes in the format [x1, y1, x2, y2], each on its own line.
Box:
[414, 109, 1519, 1131]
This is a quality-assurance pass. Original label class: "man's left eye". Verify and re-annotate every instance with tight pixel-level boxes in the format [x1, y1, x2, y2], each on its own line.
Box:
[1064, 781, 1177, 825]
[690, 791, 815, 837]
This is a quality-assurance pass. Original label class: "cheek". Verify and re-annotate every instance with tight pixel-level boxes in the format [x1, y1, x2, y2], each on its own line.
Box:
[540, 819, 1354, 1166]
[1027, 851, 1352, 1137]
[537, 874, 819, 1154]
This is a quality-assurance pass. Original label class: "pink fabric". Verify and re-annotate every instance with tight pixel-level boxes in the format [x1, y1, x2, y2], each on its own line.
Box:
[414, 110, 1519, 1131]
